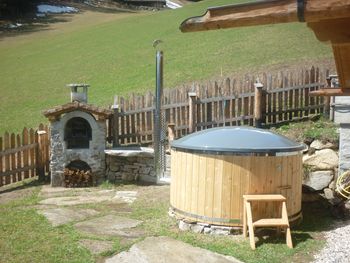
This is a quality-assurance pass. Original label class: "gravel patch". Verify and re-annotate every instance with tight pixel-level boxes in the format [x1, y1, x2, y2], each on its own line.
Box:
[313, 220, 350, 263]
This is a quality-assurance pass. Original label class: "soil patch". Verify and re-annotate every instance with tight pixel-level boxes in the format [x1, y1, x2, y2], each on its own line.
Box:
[79, 239, 114, 254]
[135, 184, 170, 205]
[0, 180, 40, 205]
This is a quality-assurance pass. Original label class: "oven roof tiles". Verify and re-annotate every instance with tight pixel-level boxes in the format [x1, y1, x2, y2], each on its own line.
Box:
[43, 101, 113, 120]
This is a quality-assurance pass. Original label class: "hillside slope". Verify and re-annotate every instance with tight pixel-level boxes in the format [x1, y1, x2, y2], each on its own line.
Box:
[0, 0, 332, 132]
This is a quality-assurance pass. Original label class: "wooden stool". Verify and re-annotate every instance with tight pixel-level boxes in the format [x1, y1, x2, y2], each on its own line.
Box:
[243, 194, 293, 250]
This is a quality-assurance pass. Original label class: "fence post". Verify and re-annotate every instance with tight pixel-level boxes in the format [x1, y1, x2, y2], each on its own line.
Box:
[111, 100, 120, 147]
[167, 123, 175, 151]
[324, 76, 333, 119]
[324, 96, 331, 118]
[188, 92, 197, 133]
[254, 81, 264, 128]
[37, 130, 46, 181]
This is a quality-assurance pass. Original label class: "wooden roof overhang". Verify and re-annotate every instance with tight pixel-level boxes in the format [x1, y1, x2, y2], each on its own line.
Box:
[180, 0, 350, 96]
[43, 101, 113, 122]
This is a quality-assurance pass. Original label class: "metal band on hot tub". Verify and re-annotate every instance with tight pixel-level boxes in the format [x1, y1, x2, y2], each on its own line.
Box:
[171, 147, 304, 156]
[171, 205, 303, 225]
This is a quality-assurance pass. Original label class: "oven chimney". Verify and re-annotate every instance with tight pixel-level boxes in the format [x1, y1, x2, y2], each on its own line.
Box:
[67, 84, 89, 103]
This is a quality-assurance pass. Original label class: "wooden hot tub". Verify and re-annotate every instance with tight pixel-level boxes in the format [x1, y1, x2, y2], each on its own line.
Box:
[170, 127, 305, 227]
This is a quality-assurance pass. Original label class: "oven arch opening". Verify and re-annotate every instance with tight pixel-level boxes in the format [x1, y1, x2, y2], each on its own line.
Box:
[64, 117, 92, 149]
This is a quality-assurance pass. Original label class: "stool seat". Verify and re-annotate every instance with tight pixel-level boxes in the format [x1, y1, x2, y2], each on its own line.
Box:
[253, 218, 289, 227]
[243, 194, 286, 201]
[243, 194, 293, 250]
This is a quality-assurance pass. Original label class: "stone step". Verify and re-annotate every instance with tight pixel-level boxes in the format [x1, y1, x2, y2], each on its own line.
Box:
[105, 236, 243, 263]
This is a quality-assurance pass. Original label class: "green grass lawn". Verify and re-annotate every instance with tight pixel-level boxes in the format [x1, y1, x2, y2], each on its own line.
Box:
[0, 0, 332, 133]
[0, 182, 93, 263]
[0, 180, 329, 263]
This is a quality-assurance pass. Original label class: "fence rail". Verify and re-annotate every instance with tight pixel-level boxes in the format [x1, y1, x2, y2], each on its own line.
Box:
[0, 124, 50, 187]
[113, 66, 329, 145]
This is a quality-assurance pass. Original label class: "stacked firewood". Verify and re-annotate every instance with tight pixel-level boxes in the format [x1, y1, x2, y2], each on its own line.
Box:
[64, 168, 93, 188]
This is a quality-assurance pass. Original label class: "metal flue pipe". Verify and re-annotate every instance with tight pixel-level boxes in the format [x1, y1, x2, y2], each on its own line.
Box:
[155, 50, 163, 115]
[154, 43, 165, 181]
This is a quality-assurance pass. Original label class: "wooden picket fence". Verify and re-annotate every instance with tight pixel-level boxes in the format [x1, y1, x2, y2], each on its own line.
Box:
[0, 124, 50, 187]
[112, 66, 329, 145]
[0, 66, 332, 187]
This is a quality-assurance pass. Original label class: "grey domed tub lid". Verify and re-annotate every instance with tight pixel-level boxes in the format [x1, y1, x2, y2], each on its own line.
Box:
[171, 127, 306, 154]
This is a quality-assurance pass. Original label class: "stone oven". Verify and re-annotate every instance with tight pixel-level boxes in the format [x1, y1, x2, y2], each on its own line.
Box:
[43, 84, 113, 187]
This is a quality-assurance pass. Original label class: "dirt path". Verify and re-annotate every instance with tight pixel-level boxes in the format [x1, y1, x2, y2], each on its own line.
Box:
[0, 185, 36, 204]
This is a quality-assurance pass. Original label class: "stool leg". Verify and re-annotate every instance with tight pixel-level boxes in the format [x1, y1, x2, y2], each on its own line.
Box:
[286, 226, 293, 248]
[282, 201, 293, 248]
[246, 201, 256, 250]
[243, 200, 247, 238]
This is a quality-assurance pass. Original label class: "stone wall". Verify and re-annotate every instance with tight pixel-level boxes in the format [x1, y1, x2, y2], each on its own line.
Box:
[302, 139, 339, 204]
[105, 149, 171, 183]
[106, 155, 156, 183]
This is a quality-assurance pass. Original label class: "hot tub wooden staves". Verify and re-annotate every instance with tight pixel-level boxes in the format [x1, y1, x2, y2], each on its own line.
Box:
[170, 127, 305, 227]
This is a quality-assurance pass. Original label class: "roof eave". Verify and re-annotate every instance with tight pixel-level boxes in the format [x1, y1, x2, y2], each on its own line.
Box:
[180, 0, 298, 33]
[43, 102, 113, 119]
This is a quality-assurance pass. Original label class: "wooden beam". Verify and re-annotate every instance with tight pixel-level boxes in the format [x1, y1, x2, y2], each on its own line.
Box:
[307, 20, 350, 89]
[180, 0, 350, 96]
[180, 0, 350, 33]
[333, 43, 350, 89]
[307, 18, 350, 44]
[309, 88, 350, 96]
[305, 0, 350, 23]
[180, 0, 297, 33]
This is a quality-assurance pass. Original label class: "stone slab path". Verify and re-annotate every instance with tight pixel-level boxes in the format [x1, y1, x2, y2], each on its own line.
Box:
[74, 214, 143, 237]
[39, 194, 119, 206]
[37, 186, 141, 256]
[105, 236, 243, 263]
[39, 186, 137, 206]
[39, 185, 94, 197]
[36, 186, 242, 262]
[37, 207, 99, 226]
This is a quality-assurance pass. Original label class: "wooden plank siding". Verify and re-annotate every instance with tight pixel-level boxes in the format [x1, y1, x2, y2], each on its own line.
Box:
[114, 67, 328, 145]
[0, 124, 50, 187]
[170, 151, 303, 226]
